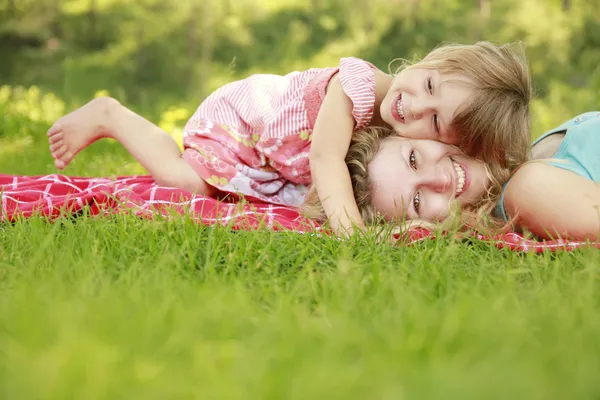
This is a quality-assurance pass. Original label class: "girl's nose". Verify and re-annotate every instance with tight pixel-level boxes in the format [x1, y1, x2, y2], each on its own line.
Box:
[409, 98, 430, 120]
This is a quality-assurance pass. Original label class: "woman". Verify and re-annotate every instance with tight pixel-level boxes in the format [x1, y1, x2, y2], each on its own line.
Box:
[304, 127, 507, 229]
[495, 112, 600, 241]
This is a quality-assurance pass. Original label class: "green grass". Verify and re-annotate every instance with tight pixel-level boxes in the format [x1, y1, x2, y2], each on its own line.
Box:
[1, 124, 600, 399]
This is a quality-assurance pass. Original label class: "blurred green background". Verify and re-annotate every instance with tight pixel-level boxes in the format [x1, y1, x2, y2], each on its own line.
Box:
[1, 0, 600, 143]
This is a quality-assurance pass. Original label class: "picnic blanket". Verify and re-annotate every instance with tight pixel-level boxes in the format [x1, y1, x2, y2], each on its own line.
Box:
[0, 174, 317, 232]
[0, 174, 598, 253]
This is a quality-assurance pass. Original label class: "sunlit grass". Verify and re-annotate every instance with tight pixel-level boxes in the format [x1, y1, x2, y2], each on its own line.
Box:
[1, 214, 600, 399]
[1, 103, 600, 399]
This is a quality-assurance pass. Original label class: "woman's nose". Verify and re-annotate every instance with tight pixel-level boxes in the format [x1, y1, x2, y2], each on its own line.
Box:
[420, 168, 451, 193]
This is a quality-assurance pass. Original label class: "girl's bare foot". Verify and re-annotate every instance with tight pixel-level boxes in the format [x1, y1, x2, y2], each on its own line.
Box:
[47, 96, 119, 169]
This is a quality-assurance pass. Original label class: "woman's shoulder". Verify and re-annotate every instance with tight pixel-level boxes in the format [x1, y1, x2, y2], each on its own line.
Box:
[508, 111, 600, 205]
[505, 162, 555, 201]
[503, 161, 600, 240]
[503, 160, 594, 221]
[495, 162, 560, 223]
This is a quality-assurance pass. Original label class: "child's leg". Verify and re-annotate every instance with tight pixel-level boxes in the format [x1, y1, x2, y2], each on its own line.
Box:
[47, 97, 215, 195]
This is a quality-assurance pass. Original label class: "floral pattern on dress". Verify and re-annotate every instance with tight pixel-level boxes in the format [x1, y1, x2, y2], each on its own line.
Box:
[181, 57, 377, 206]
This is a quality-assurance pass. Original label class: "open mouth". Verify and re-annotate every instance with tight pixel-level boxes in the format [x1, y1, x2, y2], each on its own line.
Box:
[390, 94, 405, 123]
[450, 157, 469, 198]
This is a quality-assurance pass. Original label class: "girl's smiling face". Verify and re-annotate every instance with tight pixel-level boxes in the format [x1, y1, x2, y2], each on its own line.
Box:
[367, 136, 490, 223]
[380, 68, 474, 145]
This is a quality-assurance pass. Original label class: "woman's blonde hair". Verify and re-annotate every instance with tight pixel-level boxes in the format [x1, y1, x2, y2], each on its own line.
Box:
[302, 125, 511, 234]
[395, 41, 532, 168]
[302, 126, 392, 224]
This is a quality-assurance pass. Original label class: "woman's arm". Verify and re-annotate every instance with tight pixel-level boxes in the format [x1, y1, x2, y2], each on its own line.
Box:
[309, 74, 365, 236]
[504, 162, 600, 240]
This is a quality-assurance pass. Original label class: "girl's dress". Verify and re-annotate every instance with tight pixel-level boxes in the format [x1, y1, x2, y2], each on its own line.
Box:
[182, 57, 378, 206]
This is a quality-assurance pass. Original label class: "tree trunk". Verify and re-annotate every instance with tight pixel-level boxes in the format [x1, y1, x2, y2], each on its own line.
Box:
[51, 0, 62, 39]
[188, 2, 199, 89]
[364, 0, 374, 36]
[562, 0, 571, 11]
[478, 0, 490, 19]
[477, 0, 491, 40]
[135, 13, 146, 102]
[223, 0, 231, 16]
[310, 0, 319, 24]
[8, 0, 16, 16]
[198, 0, 214, 98]
[88, 0, 97, 45]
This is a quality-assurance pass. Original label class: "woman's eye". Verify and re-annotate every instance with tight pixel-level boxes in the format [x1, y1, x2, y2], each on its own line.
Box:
[409, 150, 417, 170]
[427, 77, 433, 93]
[413, 191, 420, 214]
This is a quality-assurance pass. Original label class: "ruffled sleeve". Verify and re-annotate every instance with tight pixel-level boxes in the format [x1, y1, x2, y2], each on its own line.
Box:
[337, 57, 377, 130]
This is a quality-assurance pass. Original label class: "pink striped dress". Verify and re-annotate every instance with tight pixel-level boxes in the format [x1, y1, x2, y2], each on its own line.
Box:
[182, 57, 377, 206]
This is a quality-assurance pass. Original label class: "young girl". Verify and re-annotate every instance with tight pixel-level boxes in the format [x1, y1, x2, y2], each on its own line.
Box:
[47, 41, 531, 236]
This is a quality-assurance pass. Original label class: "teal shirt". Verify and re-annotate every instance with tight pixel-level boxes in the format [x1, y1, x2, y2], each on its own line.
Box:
[495, 112, 600, 222]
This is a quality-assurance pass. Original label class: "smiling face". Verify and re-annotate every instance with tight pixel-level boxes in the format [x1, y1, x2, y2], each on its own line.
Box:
[367, 136, 490, 223]
[380, 68, 474, 146]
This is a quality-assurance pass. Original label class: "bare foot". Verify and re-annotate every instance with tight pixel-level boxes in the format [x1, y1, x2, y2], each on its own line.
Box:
[47, 96, 120, 169]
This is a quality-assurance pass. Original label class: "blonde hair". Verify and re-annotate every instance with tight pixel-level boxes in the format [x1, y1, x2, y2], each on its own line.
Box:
[395, 41, 532, 168]
[302, 125, 511, 234]
[302, 126, 393, 224]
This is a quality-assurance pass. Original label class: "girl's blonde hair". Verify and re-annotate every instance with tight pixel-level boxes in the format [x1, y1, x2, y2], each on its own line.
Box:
[302, 126, 511, 233]
[396, 41, 532, 168]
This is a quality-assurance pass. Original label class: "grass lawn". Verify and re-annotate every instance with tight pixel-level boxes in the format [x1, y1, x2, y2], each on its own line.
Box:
[1, 126, 600, 399]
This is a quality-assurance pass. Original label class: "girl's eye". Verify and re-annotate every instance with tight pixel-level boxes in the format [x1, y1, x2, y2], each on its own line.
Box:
[433, 114, 440, 133]
[413, 191, 421, 214]
[409, 150, 417, 170]
[427, 77, 433, 93]
[427, 78, 440, 133]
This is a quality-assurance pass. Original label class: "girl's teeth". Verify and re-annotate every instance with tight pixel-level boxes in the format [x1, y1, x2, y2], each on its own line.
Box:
[452, 161, 466, 197]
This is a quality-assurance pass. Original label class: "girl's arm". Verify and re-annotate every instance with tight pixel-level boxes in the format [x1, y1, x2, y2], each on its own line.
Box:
[504, 162, 600, 240]
[309, 74, 365, 236]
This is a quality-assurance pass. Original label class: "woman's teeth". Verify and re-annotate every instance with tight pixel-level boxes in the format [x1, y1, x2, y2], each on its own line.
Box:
[452, 161, 466, 197]
[396, 97, 405, 121]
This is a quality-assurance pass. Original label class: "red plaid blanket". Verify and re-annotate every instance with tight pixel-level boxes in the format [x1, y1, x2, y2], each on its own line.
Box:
[1, 174, 598, 253]
[0, 174, 319, 232]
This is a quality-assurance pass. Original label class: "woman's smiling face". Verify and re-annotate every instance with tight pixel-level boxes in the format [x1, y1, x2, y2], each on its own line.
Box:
[367, 136, 490, 223]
